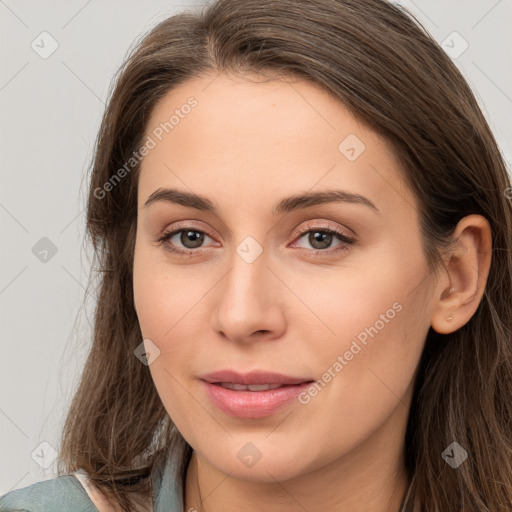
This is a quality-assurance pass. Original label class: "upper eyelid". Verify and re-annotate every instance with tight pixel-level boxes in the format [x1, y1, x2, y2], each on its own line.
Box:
[290, 221, 354, 240]
[160, 226, 354, 259]
[161, 221, 355, 246]
[162, 220, 352, 235]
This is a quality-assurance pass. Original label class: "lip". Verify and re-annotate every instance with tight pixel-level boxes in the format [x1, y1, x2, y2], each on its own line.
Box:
[199, 369, 314, 419]
[199, 369, 312, 386]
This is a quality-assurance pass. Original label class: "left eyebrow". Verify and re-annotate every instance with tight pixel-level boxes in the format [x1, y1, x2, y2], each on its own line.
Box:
[273, 189, 379, 215]
[143, 187, 380, 215]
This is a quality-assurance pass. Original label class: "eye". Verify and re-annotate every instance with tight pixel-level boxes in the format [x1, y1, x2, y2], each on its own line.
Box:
[290, 224, 356, 255]
[157, 226, 216, 256]
[156, 222, 356, 257]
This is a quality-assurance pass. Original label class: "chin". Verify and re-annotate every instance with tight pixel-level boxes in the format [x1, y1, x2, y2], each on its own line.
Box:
[195, 438, 321, 483]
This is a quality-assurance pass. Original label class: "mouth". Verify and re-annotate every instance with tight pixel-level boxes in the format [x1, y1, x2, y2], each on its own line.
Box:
[212, 382, 296, 391]
[200, 369, 313, 386]
[199, 370, 315, 418]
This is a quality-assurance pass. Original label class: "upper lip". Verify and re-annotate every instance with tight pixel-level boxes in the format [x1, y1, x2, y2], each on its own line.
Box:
[199, 369, 314, 386]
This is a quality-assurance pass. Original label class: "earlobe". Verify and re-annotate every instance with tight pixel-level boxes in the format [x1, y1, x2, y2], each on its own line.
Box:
[445, 288, 456, 323]
[430, 214, 492, 335]
[431, 285, 459, 334]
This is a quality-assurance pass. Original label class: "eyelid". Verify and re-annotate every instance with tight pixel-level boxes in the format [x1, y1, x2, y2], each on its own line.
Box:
[289, 220, 355, 242]
[160, 220, 354, 242]
[161, 220, 215, 239]
[157, 219, 356, 255]
[156, 221, 218, 257]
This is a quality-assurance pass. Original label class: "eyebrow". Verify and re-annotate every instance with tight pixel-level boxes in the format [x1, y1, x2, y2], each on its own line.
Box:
[143, 187, 379, 215]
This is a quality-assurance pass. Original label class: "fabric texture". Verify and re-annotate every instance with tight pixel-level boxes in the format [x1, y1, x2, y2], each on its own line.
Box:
[0, 454, 183, 512]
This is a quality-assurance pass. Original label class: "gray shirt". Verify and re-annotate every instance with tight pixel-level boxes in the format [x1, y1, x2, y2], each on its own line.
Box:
[0, 454, 182, 512]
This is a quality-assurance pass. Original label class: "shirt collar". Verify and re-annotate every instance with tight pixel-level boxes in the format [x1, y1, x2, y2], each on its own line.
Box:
[152, 452, 183, 512]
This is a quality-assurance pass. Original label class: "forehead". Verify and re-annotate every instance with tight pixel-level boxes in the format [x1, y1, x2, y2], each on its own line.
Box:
[144, 72, 373, 155]
[138, 72, 416, 218]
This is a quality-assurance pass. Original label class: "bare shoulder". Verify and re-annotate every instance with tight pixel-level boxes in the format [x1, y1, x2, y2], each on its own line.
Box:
[0, 475, 98, 512]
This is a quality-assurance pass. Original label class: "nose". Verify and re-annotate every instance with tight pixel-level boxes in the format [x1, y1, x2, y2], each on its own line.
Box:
[210, 248, 286, 344]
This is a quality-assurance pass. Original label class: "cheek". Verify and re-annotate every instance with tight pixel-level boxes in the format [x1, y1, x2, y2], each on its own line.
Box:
[133, 269, 202, 375]
[287, 245, 419, 356]
[133, 242, 198, 342]
[297, 250, 429, 447]
[133, 244, 210, 420]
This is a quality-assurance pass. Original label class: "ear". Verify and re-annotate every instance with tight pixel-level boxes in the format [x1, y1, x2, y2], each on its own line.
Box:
[430, 214, 492, 334]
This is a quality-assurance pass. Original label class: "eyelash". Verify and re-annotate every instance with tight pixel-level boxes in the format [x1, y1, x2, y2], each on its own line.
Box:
[156, 223, 356, 257]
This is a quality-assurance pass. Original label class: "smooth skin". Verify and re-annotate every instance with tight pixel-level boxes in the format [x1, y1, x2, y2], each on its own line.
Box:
[132, 72, 492, 512]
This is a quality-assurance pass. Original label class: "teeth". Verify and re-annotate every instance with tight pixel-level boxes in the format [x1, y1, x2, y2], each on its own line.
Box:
[218, 383, 283, 391]
[248, 384, 282, 391]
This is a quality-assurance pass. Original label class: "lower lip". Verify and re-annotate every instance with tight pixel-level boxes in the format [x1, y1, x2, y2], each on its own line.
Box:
[202, 381, 313, 418]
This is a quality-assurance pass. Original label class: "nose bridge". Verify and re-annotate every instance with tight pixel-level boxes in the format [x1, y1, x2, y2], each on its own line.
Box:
[211, 238, 283, 341]
[221, 243, 268, 314]
[223, 229, 269, 299]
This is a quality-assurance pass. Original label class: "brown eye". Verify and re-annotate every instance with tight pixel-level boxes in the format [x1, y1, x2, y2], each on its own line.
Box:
[158, 228, 215, 255]
[292, 226, 355, 255]
[178, 230, 205, 249]
[307, 230, 334, 250]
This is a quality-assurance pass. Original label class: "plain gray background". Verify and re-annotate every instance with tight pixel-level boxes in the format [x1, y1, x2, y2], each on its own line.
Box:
[1, 0, 511, 495]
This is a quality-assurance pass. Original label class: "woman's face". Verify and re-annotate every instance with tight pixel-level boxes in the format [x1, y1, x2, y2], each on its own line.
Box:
[133, 72, 435, 482]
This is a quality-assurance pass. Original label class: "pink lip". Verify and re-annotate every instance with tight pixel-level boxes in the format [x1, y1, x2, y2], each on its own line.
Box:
[199, 369, 312, 386]
[199, 369, 314, 419]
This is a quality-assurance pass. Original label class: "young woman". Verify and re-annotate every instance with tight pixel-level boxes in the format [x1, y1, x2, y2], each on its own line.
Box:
[2, 0, 511, 511]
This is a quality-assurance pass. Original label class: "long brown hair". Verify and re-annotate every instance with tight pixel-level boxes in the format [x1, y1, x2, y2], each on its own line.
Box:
[58, 0, 512, 510]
